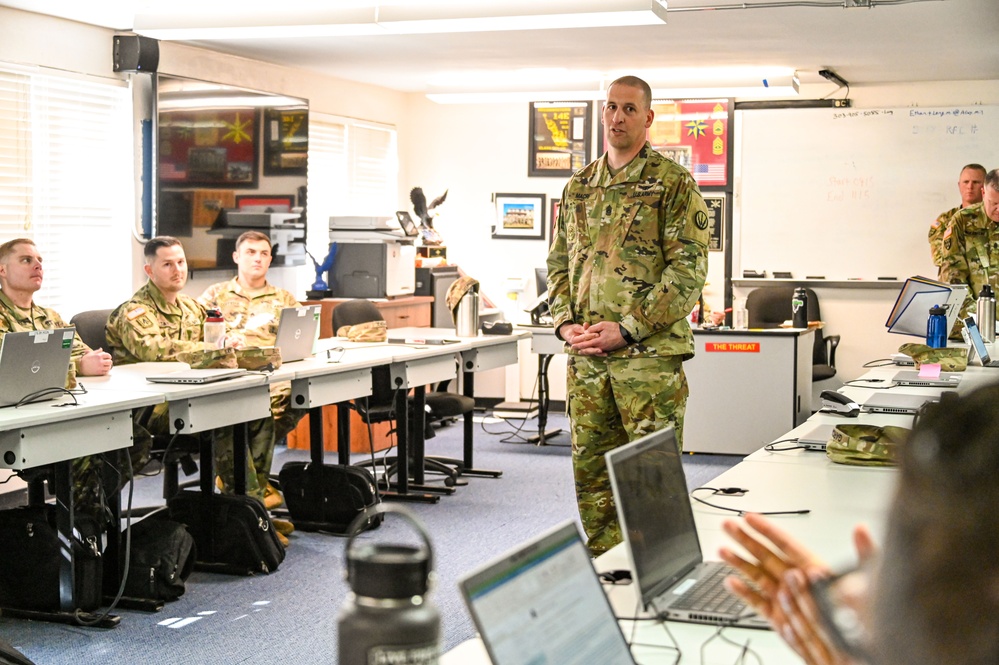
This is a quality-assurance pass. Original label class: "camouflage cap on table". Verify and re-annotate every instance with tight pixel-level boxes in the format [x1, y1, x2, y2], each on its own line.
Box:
[176, 347, 238, 369]
[236, 346, 283, 370]
[336, 320, 387, 342]
[826, 424, 910, 466]
[444, 276, 479, 325]
[898, 342, 967, 372]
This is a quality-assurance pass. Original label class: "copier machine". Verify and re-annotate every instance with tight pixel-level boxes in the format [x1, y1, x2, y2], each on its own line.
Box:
[328, 216, 416, 298]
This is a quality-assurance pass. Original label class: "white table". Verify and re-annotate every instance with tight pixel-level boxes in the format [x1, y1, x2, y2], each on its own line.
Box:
[0, 388, 162, 625]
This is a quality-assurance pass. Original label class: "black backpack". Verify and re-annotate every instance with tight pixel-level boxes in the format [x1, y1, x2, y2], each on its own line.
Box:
[278, 462, 382, 535]
[113, 516, 196, 601]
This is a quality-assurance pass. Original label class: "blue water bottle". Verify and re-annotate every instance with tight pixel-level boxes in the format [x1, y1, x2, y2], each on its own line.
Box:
[926, 304, 948, 348]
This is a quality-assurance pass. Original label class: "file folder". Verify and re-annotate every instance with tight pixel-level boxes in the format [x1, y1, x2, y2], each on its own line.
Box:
[885, 276, 967, 338]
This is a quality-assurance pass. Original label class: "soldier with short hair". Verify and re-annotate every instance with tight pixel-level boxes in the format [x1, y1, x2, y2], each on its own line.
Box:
[929, 163, 986, 276]
[939, 168, 999, 331]
[0, 238, 132, 518]
[199, 230, 304, 509]
[546, 76, 709, 556]
[106, 236, 292, 545]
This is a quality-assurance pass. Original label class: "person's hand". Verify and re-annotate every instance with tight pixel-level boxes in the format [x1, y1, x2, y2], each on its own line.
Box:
[719, 513, 874, 665]
[709, 310, 726, 326]
[568, 321, 627, 356]
[79, 348, 113, 376]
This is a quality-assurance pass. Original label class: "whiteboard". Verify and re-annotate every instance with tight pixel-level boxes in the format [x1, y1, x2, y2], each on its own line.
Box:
[735, 105, 999, 281]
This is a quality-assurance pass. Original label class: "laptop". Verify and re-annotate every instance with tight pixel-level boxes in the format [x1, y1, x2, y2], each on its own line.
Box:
[0, 328, 76, 407]
[274, 305, 321, 362]
[605, 427, 769, 629]
[861, 391, 940, 415]
[891, 369, 961, 388]
[963, 316, 999, 367]
[796, 422, 836, 451]
[146, 367, 248, 384]
[459, 521, 636, 665]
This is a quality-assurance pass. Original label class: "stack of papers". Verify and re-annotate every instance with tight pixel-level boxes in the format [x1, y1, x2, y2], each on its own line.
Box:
[885, 276, 967, 337]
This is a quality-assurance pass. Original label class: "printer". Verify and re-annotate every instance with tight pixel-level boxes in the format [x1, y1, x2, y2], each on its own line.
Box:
[209, 210, 306, 266]
[328, 216, 416, 298]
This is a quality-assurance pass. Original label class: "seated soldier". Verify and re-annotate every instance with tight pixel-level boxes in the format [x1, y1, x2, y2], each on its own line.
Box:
[198, 230, 305, 510]
[0, 238, 136, 520]
[105, 236, 292, 546]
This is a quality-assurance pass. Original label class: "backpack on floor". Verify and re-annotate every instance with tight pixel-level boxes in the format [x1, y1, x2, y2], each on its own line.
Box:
[278, 462, 382, 535]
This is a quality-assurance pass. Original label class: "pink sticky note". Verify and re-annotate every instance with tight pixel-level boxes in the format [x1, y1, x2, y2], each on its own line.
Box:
[918, 363, 942, 379]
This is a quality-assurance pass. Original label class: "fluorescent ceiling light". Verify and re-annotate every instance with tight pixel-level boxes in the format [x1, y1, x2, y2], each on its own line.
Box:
[426, 74, 800, 104]
[134, 0, 668, 40]
[158, 95, 306, 110]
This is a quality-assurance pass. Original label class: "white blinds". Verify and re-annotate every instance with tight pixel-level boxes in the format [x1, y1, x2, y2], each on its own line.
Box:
[0, 64, 133, 318]
[306, 113, 398, 260]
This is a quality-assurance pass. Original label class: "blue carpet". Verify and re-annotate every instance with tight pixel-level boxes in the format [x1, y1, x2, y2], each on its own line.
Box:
[0, 412, 741, 664]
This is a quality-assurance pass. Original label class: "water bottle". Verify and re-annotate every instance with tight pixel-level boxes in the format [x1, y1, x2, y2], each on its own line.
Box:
[203, 309, 226, 351]
[791, 287, 808, 328]
[926, 304, 948, 348]
[339, 505, 440, 665]
[455, 290, 480, 337]
[977, 284, 995, 343]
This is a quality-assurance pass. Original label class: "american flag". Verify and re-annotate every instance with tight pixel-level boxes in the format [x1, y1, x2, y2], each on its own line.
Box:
[692, 162, 725, 185]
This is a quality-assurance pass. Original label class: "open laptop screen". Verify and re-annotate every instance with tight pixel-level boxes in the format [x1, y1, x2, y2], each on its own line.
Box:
[460, 521, 634, 665]
[606, 428, 702, 607]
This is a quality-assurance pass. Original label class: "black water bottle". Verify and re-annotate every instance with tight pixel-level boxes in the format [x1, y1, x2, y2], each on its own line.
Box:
[338, 504, 440, 665]
[791, 287, 809, 328]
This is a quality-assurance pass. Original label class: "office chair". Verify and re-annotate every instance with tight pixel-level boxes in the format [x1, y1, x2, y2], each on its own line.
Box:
[331, 299, 471, 491]
[745, 286, 840, 382]
[69, 309, 203, 510]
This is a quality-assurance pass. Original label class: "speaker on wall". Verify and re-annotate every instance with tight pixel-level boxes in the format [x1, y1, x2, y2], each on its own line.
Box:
[113, 35, 159, 73]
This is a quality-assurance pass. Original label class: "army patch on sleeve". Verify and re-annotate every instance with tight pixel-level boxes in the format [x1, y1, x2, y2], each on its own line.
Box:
[126, 306, 146, 320]
[694, 210, 709, 230]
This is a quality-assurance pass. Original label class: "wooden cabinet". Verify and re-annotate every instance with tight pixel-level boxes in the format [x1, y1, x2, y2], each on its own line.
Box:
[305, 296, 434, 339]
[286, 406, 394, 453]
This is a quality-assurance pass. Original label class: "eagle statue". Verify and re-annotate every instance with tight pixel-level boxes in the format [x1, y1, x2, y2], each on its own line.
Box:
[410, 187, 447, 246]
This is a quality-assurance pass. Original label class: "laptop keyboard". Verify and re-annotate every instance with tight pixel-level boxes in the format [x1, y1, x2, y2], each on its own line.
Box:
[669, 563, 746, 615]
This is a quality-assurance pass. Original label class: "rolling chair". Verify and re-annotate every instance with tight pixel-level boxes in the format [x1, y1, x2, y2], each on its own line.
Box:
[745, 286, 842, 405]
[331, 299, 472, 493]
[69, 309, 202, 507]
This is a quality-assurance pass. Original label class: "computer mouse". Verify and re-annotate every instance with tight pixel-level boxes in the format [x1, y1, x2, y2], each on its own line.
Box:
[820, 390, 860, 417]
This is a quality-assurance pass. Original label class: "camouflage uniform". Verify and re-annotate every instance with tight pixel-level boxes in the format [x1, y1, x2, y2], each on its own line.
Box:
[929, 204, 960, 276]
[198, 278, 304, 487]
[0, 290, 151, 518]
[547, 142, 709, 555]
[106, 281, 273, 500]
[939, 202, 997, 333]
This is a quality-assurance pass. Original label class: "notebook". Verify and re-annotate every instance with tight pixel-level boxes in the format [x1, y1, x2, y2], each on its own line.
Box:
[891, 369, 962, 388]
[459, 521, 636, 665]
[605, 427, 769, 629]
[274, 305, 321, 362]
[146, 368, 248, 384]
[0, 328, 76, 407]
[796, 422, 836, 451]
[861, 391, 940, 415]
[963, 316, 999, 367]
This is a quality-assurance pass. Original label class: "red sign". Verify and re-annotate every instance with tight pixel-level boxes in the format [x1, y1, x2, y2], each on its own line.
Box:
[649, 99, 730, 187]
[705, 342, 760, 353]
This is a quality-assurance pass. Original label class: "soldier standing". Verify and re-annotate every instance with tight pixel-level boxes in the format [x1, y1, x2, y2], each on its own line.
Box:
[546, 76, 709, 556]
[199, 230, 304, 509]
[929, 163, 985, 276]
[940, 168, 999, 328]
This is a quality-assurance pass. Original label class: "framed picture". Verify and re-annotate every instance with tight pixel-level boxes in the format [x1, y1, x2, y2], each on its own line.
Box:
[702, 193, 726, 252]
[235, 194, 296, 212]
[549, 198, 561, 246]
[158, 108, 259, 188]
[528, 101, 592, 177]
[492, 193, 547, 240]
[263, 107, 309, 176]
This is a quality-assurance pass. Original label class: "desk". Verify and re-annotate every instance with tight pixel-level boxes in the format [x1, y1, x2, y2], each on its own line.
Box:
[305, 296, 434, 339]
[0, 389, 162, 627]
[514, 326, 814, 453]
